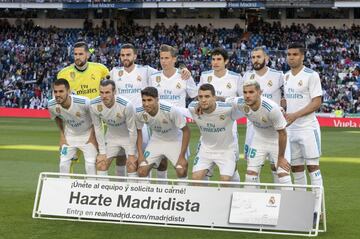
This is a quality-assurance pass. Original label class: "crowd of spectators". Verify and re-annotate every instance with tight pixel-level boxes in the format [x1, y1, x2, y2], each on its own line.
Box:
[0, 18, 359, 114]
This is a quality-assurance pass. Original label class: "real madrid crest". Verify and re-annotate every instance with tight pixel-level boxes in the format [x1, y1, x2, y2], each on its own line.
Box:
[156, 76, 161, 83]
[91, 74, 96, 81]
[226, 83, 232, 89]
[176, 83, 181, 89]
[137, 75, 142, 81]
[261, 117, 268, 123]
[116, 112, 121, 118]
[267, 80, 273, 87]
[219, 114, 225, 120]
[250, 74, 255, 80]
[56, 107, 61, 114]
[76, 112, 81, 118]
[298, 80, 303, 87]
[70, 72, 75, 80]
[207, 76, 212, 83]
[118, 70, 124, 77]
[143, 113, 148, 122]
[97, 105, 103, 112]
[243, 105, 250, 114]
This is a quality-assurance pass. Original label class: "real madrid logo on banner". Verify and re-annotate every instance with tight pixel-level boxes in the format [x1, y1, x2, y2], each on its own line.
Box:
[116, 113, 121, 118]
[207, 76, 212, 83]
[97, 105, 103, 112]
[118, 70, 124, 77]
[70, 72, 75, 80]
[243, 105, 250, 114]
[176, 83, 181, 89]
[76, 112, 81, 118]
[250, 74, 255, 80]
[55, 107, 61, 114]
[219, 114, 225, 120]
[143, 113, 148, 122]
[267, 80, 273, 87]
[137, 75, 142, 81]
[226, 83, 232, 89]
[298, 80, 303, 87]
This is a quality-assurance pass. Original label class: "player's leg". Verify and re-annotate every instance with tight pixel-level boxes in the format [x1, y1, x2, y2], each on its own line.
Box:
[96, 145, 118, 176]
[157, 157, 168, 180]
[123, 145, 138, 178]
[59, 145, 77, 175]
[192, 149, 213, 185]
[215, 150, 238, 185]
[245, 145, 265, 189]
[81, 143, 98, 175]
[115, 148, 127, 176]
[231, 122, 242, 182]
[289, 132, 307, 191]
[137, 142, 162, 178]
[164, 142, 188, 182]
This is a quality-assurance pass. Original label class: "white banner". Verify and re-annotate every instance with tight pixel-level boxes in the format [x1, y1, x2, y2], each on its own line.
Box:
[37, 177, 281, 227]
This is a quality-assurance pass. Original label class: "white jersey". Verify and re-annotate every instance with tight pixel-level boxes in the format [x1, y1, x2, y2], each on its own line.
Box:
[149, 69, 197, 107]
[242, 67, 284, 105]
[110, 64, 158, 108]
[48, 95, 92, 145]
[89, 95, 137, 155]
[135, 101, 186, 142]
[199, 69, 243, 98]
[284, 66, 322, 130]
[188, 101, 243, 152]
[231, 96, 287, 142]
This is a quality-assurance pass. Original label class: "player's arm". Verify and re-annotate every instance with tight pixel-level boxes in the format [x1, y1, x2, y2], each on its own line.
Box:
[89, 106, 106, 156]
[277, 128, 290, 171]
[54, 117, 67, 146]
[178, 125, 190, 169]
[124, 102, 138, 162]
[285, 96, 321, 126]
[185, 76, 198, 99]
[236, 74, 244, 97]
[179, 64, 192, 80]
[134, 114, 145, 164]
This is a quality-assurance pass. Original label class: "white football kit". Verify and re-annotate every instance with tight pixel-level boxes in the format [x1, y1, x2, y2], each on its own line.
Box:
[187, 101, 243, 176]
[284, 66, 322, 165]
[135, 101, 187, 168]
[48, 95, 97, 174]
[89, 95, 137, 159]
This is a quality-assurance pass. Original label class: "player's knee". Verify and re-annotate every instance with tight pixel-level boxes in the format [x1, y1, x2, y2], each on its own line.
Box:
[246, 165, 260, 175]
[96, 160, 108, 171]
[220, 175, 232, 181]
[137, 167, 149, 177]
[307, 164, 319, 172]
[291, 165, 305, 173]
[116, 156, 126, 166]
[157, 158, 168, 171]
[176, 168, 187, 178]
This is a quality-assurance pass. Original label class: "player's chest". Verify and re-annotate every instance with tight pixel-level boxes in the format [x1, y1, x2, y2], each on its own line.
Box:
[212, 80, 237, 97]
[284, 76, 309, 94]
[101, 108, 127, 126]
[156, 79, 186, 94]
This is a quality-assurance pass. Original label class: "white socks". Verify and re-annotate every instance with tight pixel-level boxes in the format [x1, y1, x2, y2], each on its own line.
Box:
[293, 171, 307, 191]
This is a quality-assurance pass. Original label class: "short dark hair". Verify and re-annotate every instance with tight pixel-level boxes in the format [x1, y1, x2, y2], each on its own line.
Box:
[287, 42, 306, 55]
[199, 83, 216, 96]
[74, 41, 89, 51]
[141, 87, 158, 98]
[100, 78, 115, 91]
[54, 78, 70, 90]
[121, 43, 137, 54]
[160, 44, 177, 57]
[211, 48, 229, 61]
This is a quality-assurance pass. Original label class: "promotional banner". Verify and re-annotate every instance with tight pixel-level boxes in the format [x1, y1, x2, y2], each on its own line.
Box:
[34, 175, 317, 233]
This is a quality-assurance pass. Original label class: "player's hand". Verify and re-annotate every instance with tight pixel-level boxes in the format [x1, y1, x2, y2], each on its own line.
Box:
[137, 154, 148, 167]
[96, 154, 107, 165]
[285, 113, 298, 126]
[280, 98, 287, 109]
[176, 156, 188, 170]
[195, 105, 203, 116]
[126, 155, 138, 172]
[86, 129, 98, 149]
[180, 67, 191, 80]
[277, 156, 290, 172]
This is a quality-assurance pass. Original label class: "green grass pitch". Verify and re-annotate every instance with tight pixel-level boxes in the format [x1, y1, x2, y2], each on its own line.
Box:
[0, 117, 359, 239]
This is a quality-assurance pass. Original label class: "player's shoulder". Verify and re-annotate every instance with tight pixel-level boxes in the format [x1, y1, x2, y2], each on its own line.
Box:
[235, 96, 245, 104]
[268, 68, 283, 75]
[228, 70, 241, 77]
[151, 70, 161, 77]
[188, 101, 198, 108]
[72, 95, 89, 105]
[48, 99, 57, 108]
[115, 95, 129, 106]
[261, 97, 277, 112]
[57, 64, 74, 76]
[303, 67, 315, 74]
[135, 106, 144, 113]
[89, 62, 107, 69]
[200, 70, 214, 76]
[217, 102, 232, 108]
[90, 96, 102, 105]
[159, 101, 172, 112]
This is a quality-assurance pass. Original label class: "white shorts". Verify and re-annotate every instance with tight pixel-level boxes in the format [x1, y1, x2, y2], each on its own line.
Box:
[288, 128, 321, 165]
[247, 138, 291, 169]
[142, 124, 150, 151]
[106, 144, 130, 159]
[193, 146, 238, 177]
[143, 139, 186, 168]
[244, 122, 255, 159]
[60, 143, 97, 163]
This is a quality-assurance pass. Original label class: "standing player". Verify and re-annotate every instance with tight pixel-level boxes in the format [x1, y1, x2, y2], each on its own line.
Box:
[135, 87, 190, 181]
[48, 79, 97, 175]
[284, 42, 323, 218]
[110, 43, 191, 178]
[89, 79, 139, 178]
[198, 47, 243, 182]
[242, 46, 288, 185]
[230, 80, 292, 189]
[187, 84, 243, 182]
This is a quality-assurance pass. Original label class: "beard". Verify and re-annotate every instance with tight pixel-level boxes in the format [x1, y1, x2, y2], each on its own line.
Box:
[123, 59, 134, 68]
[252, 60, 266, 71]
